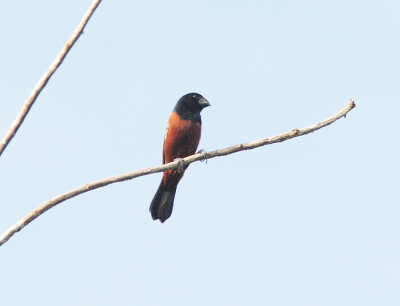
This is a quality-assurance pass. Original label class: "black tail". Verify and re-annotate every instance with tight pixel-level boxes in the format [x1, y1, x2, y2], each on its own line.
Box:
[150, 181, 176, 223]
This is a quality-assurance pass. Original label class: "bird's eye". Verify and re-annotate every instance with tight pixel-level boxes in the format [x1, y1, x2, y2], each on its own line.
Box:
[192, 94, 197, 99]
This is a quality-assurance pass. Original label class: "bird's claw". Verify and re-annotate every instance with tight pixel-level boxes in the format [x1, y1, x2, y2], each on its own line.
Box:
[197, 149, 208, 164]
[175, 158, 185, 173]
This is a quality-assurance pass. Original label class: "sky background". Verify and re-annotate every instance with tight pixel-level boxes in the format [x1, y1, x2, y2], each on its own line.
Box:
[0, 0, 399, 305]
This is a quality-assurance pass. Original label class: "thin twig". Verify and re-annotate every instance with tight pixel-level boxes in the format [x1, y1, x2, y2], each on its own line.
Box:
[0, 100, 356, 246]
[0, 0, 102, 157]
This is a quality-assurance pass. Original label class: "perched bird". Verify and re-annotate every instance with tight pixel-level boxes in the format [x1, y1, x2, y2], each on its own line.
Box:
[150, 93, 210, 222]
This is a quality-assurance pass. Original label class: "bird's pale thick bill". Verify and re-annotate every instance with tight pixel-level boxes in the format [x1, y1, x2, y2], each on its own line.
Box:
[199, 97, 211, 108]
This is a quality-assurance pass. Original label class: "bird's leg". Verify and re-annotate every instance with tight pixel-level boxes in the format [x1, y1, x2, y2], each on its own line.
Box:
[197, 149, 208, 164]
[175, 158, 185, 173]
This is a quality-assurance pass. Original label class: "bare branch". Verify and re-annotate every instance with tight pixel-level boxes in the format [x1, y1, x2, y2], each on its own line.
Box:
[0, 100, 356, 246]
[0, 0, 102, 157]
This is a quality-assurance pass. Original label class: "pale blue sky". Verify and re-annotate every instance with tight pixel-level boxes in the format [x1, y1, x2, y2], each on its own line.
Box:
[1, 1, 399, 305]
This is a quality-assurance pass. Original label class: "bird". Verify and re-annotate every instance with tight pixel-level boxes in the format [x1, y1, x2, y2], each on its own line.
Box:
[150, 93, 210, 222]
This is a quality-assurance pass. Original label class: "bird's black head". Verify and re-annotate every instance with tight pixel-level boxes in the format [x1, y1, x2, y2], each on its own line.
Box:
[174, 93, 211, 123]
